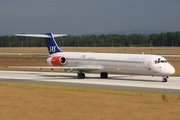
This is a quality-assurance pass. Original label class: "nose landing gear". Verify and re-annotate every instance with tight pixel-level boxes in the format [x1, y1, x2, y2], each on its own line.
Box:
[77, 70, 85, 79]
[162, 76, 168, 82]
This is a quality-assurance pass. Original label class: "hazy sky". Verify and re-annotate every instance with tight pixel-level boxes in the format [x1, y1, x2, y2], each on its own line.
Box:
[0, 0, 180, 35]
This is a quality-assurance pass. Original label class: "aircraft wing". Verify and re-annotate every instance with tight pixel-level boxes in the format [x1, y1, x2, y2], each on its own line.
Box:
[7, 66, 103, 70]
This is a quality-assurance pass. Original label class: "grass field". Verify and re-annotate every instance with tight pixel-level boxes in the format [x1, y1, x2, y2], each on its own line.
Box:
[0, 47, 180, 119]
[0, 82, 180, 120]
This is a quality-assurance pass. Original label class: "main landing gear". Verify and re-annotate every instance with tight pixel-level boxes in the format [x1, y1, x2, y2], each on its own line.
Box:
[77, 71, 85, 79]
[77, 71, 108, 79]
[100, 72, 108, 78]
[162, 76, 168, 82]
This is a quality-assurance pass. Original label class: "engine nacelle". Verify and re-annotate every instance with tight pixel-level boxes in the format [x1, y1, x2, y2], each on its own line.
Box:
[46, 56, 67, 66]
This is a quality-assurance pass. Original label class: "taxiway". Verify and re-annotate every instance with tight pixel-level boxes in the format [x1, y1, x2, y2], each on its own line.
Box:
[0, 70, 179, 94]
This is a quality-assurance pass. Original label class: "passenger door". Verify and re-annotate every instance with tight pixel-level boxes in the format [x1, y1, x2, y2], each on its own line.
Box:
[147, 61, 151, 70]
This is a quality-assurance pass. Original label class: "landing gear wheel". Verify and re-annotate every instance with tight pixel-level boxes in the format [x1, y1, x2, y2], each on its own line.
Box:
[100, 72, 108, 78]
[162, 78, 167, 82]
[77, 71, 85, 79]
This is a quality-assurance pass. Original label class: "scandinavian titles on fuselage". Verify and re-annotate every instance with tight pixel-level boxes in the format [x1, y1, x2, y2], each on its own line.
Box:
[128, 57, 146, 61]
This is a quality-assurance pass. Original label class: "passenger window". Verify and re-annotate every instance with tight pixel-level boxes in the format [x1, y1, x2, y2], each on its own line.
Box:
[155, 60, 158, 64]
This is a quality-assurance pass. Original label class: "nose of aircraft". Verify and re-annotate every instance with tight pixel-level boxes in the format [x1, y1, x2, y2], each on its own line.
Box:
[160, 64, 175, 75]
[168, 65, 175, 75]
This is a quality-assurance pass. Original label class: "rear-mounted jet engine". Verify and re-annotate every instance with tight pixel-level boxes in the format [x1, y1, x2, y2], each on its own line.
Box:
[46, 56, 67, 66]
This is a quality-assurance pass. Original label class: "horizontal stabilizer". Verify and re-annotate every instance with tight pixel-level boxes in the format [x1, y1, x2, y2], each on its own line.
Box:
[15, 33, 67, 38]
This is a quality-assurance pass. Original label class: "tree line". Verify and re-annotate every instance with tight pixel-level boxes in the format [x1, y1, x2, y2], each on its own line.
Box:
[0, 31, 180, 47]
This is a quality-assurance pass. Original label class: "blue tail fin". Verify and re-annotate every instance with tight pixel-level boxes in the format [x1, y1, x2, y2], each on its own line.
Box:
[44, 33, 62, 54]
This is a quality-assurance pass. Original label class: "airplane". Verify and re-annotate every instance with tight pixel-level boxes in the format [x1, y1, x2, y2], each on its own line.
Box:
[10, 32, 175, 82]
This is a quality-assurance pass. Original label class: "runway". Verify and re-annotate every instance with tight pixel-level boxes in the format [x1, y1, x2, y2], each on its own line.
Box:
[0, 70, 180, 94]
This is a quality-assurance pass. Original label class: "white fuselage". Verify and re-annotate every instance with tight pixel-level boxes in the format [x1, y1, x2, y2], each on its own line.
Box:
[47, 52, 175, 76]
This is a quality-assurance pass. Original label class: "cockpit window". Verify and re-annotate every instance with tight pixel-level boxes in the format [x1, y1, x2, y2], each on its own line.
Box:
[155, 59, 168, 64]
[155, 60, 158, 64]
[164, 60, 168, 63]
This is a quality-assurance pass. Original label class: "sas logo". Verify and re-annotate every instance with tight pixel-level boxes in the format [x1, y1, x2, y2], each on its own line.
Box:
[49, 46, 56, 52]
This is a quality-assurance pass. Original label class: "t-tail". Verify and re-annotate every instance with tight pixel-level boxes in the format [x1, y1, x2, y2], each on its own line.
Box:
[15, 33, 67, 55]
[44, 33, 62, 54]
